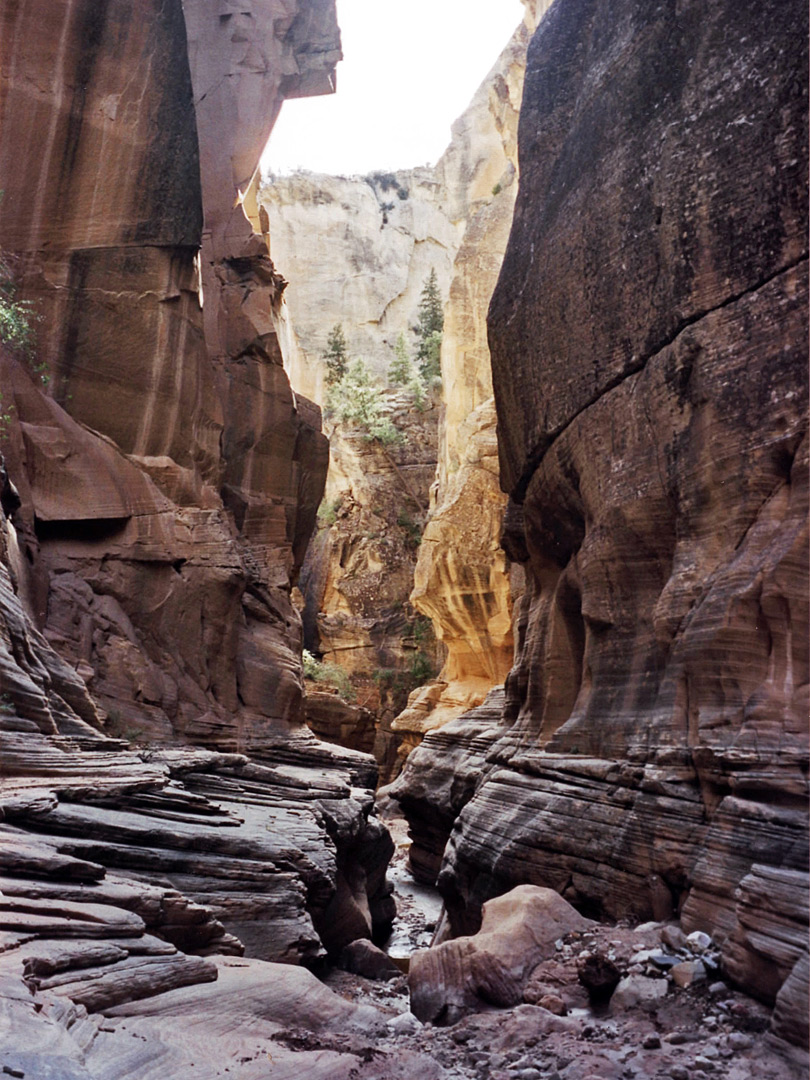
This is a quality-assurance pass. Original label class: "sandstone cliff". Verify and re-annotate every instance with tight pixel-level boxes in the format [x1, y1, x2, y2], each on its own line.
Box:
[0, 0, 335, 751]
[262, 8, 557, 765]
[0, 0, 397, 977]
[394, 0, 809, 1043]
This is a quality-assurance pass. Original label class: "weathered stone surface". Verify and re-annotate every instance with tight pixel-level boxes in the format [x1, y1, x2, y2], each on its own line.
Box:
[263, 19, 554, 764]
[305, 690, 376, 755]
[339, 938, 402, 982]
[408, 885, 592, 1024]
[0, 0, 332, 751]
[399, 0, 808, 1047]
[386, 688, 505, 885]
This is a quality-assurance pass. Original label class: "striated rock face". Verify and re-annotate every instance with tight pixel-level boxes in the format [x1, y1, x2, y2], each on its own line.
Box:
[0, 0, 336, 749]
[398, 0, 809, 1041]
[0, 0, 399, 994]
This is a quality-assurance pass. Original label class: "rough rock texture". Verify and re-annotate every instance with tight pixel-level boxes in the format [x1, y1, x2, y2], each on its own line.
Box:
[0, 0, 402, 1029]
[263, 13, 557, 763]
[408, 885, 592, 1025]
[0, 0, 334, 748]
[299, 396, 442, 780]
[0, 508, 394, 960]
[398, 0, 809, 1047]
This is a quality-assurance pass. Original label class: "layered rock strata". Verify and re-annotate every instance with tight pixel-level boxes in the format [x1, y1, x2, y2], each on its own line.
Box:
[396, 0, 809, 1045]
[0, 0, 336, 748]
[0, 0, 397, 1001]
[263, 10, 559, 761]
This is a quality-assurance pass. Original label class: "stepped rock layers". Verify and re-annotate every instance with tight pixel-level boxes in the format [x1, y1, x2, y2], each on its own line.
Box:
[397, 0, 809, 1045]
[0, 0, 398, 999]
[260, 171, 449, 775]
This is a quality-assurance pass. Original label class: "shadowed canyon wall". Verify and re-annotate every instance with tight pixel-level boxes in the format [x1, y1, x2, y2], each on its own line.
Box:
[394, 0, 808, 1038]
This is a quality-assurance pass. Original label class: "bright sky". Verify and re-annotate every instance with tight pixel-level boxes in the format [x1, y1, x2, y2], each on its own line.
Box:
[261, 0, 526, 177]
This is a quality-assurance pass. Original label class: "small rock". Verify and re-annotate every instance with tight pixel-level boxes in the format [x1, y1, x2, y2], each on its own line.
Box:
[514, 1071, 542, 1080]
[693, 1057, 715, 1071]
[611, 974, 669, 1009]
[661, 925, 688, 951]
[728, 1033, 753, 1051]
[636, 921, 662, 933]
[707, 981, 726, 995]
[578, 953, 622, 1001]
[2, 1069, 25, 1079]
[642, 1034, 661, 1049]
[650, 953, 680, 970]
[700, 1045, 719, 1059]
[671, 960, 707, 988]
[539, 994, 566, 1016]
[664, 1032, 703, 1045]
[387, 1011, 422, 1034]
[686, 931, 712, 951]
[670, 1067, 690, 1080]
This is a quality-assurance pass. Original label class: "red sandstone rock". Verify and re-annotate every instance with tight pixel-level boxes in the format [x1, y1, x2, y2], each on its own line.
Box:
[400, 0, 808, 1048]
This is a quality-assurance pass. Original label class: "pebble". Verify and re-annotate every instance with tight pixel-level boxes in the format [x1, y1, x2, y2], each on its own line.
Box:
[693, 1056, 715, 1071]
[707, 981, 726, 995]
[661, 925, 688, 951]
[700, 1045, 720, 1059]
[513, 1071, 542, 1080]
[728, 1033, 753, 1051]
[670, 960, 707, 988]
[642, 1034, 662, 1049]
[665, 1032, 703, 1045]
[670, 1067, 690, 1080]
[686, 931, 712, 950]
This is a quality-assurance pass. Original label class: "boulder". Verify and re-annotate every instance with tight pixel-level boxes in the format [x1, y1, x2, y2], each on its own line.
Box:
[339, 939, 402, 982]
[408, 885, 592, 1024]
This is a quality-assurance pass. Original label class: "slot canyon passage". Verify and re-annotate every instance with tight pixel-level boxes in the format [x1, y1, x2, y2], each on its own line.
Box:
[0, 0, 806, 1076]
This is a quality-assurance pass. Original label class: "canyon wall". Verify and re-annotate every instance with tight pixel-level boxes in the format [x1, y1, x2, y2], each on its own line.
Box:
[0, 0, 396, 970]
[395, 0, 809, 1039]
[0, 0, 336, 751]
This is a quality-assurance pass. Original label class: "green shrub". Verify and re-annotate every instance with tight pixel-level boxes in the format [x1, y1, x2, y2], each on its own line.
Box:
[327, 358, 403, 445]
[302, 649, 356, 701]
[397, 509, 422, 549]
[317, 496, 342, 526]
[0, 255, 36, 357]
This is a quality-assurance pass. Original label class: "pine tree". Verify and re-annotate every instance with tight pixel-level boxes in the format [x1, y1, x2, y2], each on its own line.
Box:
[326, 358, 402, 445]
[322, 323, 349, 386]
[415, 269, 444, 381]
[389, 333, 411, 386]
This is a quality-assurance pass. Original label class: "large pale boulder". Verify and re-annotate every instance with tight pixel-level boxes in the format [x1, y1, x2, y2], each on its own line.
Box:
[408, 884, 592, 1024]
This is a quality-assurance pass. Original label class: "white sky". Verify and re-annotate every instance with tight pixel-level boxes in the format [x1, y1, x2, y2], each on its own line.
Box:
[261, 0, 526, 177]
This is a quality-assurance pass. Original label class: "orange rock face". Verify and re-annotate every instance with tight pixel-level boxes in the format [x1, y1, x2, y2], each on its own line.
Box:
[0, 0, 336, 748]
